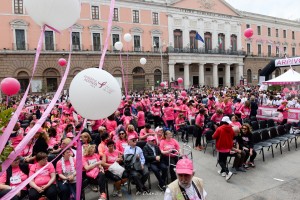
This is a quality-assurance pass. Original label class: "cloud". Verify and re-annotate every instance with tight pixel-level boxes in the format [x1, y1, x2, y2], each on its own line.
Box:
[225, 0, 300, 20]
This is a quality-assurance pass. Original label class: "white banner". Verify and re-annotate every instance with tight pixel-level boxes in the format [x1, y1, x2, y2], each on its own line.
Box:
[275, 57, 300, 67]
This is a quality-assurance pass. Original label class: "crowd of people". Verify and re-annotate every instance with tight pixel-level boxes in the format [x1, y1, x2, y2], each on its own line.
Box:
[0, 85, 299, 200]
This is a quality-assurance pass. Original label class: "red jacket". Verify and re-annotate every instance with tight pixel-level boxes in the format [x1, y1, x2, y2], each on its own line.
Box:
[212, 124, 234, 152]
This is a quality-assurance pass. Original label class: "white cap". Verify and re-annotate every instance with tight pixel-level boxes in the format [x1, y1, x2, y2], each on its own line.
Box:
[221, 116, 232, 124]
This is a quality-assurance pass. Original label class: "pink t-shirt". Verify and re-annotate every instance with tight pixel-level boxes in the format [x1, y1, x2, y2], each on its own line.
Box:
[127, 131, 138, 139]
[163, 107, 175, 121]
[195, 114, 205, 127]
[11, 129, 24, 148]
[103, 150, 120, 170]
[224, 102, 233, 115]
[48, 137, 58, 149]
[137, 111, 145, 127]
[139, 129, 154, 141]
[105, 120, 117, 133]
[82, 154, 100, 170]
[278, 105, 288, 119]
[175, 118, 185, 130]
[56, 158, 76, 180]
[30, 163, 55, 187]
[231, 121, 242, 128]
[21, 143, 33, 157]
[211, 113, 223, 124]
[159, 138, 180, 157]
[0, 166, 28, 189]
[241, 106, 251, 119]
[151, 106, 161, 116]
[116, 139, 128, 154]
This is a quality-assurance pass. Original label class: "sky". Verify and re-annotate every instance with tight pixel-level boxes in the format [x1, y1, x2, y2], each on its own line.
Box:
[225, 0, 300, 20]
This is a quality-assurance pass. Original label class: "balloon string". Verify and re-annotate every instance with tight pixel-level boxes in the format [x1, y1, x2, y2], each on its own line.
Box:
[126, 43, 129, 94]
[99, 0, 115, 69]
[0, 25, 45, 154]
[119, 52, 128, 97]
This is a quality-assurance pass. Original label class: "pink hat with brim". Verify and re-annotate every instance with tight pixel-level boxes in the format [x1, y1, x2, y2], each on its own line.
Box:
[128, 135, 138, 141]
[176, 158, 194, 175]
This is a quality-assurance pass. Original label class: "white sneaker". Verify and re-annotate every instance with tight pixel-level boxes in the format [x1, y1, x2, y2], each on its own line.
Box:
[136, 191, 142, 195]
[226, 171, 233, 181]
[112, 189, 118, 197]
[218, 170, 226, 177]
[117, 190, 122, 197]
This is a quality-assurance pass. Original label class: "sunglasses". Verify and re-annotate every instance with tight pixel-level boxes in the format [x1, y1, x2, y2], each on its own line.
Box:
[131, 139, 137, 142]
[119, 132, 125, 135]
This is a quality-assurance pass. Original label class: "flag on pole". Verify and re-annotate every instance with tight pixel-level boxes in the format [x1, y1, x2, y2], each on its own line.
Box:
[219, 37, 223, 49]
[196, 32, 205, 44]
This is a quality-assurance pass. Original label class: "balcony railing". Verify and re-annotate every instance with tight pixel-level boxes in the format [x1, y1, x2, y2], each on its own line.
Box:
[92, 45, 103, 51]
[133, 46, 144, 52]
[72, 44, 81, 51]
[167, 46, 246, 56]
[12, 43, 28, 50]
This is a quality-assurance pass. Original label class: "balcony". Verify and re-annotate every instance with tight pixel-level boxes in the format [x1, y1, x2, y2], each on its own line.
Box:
[133, 46, 144, 52]
[167, 46, 246, 56]
[72, 44, 81, 51]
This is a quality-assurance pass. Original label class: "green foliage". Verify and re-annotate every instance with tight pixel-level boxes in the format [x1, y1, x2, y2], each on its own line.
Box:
[0, 105, 15, 171]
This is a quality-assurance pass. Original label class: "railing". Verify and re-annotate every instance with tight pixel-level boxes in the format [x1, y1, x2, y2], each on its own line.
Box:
[167, 46, 246, 56]
[72, 44, 81, 51]
[132, 46, 144, 52]
[91, 45, 103, 51]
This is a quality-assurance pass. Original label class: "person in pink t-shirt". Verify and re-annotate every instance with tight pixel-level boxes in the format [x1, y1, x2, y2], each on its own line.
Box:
[223, 97, 233, 116]
[194, 109, 206, 151]
[10, 123, 24, 148]
[231, 115, 242, 128]
[211, 109, 224, 128]
[29, 152, 57, 200]
[137, 106, 145, 132]
[105, 114, 117, 134]
[139, 124, 155, 141]
[126, 125, 139, 139]
[0, 156, 29, 199]
[116, 129, 128, 154]
[240, 101, 251, 122]
[277, 100, 289, 125]
[151, 101, 163, 128]
[175, 113, 188, 142]
[163, 102, 175, 132]
[102, 140, 127, 197]
[159, 130, 181, 181]
[56, 149, 76, 200]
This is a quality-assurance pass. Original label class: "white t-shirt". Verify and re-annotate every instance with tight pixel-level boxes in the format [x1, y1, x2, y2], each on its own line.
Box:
[164, 184, 207, 200]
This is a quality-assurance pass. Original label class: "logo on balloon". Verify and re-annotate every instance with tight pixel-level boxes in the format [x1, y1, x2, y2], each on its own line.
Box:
[83, 75, 114, 94]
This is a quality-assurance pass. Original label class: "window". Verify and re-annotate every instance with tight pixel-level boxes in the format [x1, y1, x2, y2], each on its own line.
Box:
[292, 31, 295, 40]
[133, 10, 139, 23]
[91, 6, 99, 19]
[93, 33, 101, 51]
[72, 32, 80, 51]
[276, 29, 279, 37]
[218, 33, 225, 50]
[247, 43, 251, 54]
[14, 0, 23, 14]
[189, 31, 198, 49]
[152, 12, 159, 25]
[268, 45, 272, 57]
[45, 31, 54, 50]
[205, 68, 211, 72]
[247, 69, 252, 83]
[292, 47, 295, 56]
[112, 34, 120, 50]
[276, 46, 279, 56]
[153, 36, 160, 52]
[283, 30, 286, 38]
[230, 34, 237, 51]
[246, 24, 250, 28]
[133, 35, 141, 51]
[47, 78, 58, 92]
[268, 28, 271, 36]
[204, 32, 212, 51]
[15, 29, 25, 50]
[283, 47, 287, 54]
[113, 8, 118, 21]
[174, 29, 183, 49]
[258, 44, 262, 56]
[257, 26, 261, 35]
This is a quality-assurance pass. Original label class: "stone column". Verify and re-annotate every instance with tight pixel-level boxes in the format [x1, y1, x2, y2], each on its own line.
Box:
[213, 63, 219, 87]
[199, 63, 205, 87]
[236, 63, 244, 85]
[184, 62, 191, 89]
[225, 63, 231, 87]
[168, 61, 176, 82]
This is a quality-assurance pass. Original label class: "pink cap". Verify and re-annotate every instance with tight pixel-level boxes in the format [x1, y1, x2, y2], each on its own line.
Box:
[147, 136, 156, 142]
[66, 132, 74, 138]
[128, 135, 138, 141]
[176, 158, 194, 175]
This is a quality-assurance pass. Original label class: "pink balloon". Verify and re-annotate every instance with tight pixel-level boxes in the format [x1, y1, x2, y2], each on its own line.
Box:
[181, 90, 187, 97]
[58, 58, 67, 67]
[244, 28, 254, 38]
[0, 78, 20, 96]
[160, 82, 165, 87]
[177, 78, 183, 84]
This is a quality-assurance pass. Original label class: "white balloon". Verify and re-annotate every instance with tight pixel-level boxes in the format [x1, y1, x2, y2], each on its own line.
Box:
[69, 68, 122, 120]
[114, 41, 123, 50]
[140, 58, 147, 65]
[24, 0, 81, 31]
[123, 33, 132, 42]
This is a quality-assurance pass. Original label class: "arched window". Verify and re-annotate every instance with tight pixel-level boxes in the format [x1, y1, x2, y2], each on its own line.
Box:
[154, 69, 162, 87]
[258, 69, 262, 76]
[173, 29, 183, 49]
[189, 31, 198, 49]
[230, 34, 237, 51]
[17, 71, 29, 93]
[43, 68, 60, 92]
[204, 32, 212, 51]
[132, 67, 145, 90]
[247, 69, 252, 83]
